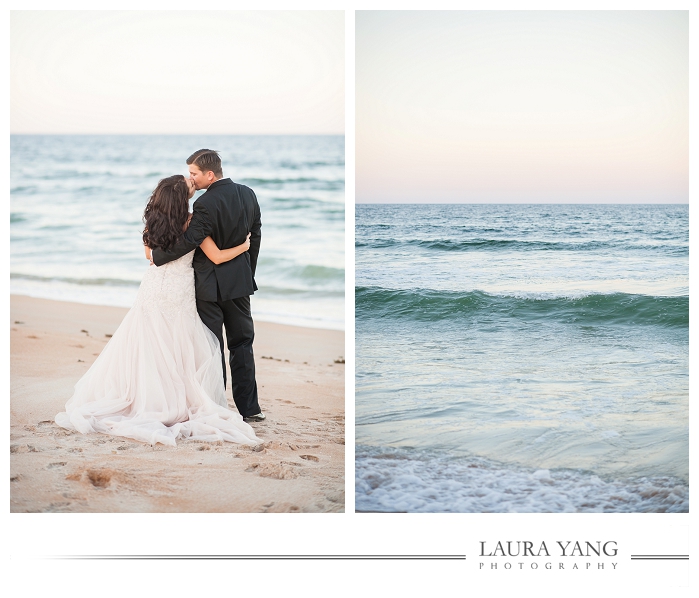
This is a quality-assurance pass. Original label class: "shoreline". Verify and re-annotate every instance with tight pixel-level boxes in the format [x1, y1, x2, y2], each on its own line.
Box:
[9, 289, 345, 333]
[10, 294, 345, 513]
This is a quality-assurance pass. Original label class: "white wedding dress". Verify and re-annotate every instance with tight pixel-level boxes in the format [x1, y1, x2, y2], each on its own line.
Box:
[55, 250, 260, 447]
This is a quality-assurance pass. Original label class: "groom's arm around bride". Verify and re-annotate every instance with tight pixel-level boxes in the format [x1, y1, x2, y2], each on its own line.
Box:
[152, 158, 262, 304]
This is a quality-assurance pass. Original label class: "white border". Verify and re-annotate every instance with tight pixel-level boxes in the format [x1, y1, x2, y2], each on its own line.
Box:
[5, 2, 694, 595]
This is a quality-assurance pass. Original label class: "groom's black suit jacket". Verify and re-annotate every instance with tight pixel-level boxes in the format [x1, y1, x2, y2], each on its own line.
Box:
[152, 178, 261, 302]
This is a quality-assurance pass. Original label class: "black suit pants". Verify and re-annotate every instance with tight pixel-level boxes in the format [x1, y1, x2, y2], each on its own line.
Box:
[196, 292, 261, 418]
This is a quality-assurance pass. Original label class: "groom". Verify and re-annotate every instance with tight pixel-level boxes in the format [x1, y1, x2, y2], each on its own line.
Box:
[152, 149, 265, 422]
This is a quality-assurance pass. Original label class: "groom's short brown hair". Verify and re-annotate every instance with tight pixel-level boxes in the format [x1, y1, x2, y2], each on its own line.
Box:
[187, 149, 223, 177]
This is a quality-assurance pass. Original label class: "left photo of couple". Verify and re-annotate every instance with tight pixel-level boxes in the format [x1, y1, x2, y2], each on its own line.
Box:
[10, 11, 345, 512]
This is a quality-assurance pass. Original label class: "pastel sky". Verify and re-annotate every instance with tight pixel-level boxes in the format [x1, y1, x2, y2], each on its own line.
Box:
[357, 11, 688, 203]
[11, 11, 344, 134]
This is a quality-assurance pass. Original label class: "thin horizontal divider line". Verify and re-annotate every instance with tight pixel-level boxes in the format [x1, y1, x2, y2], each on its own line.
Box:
[630, 557, 688, 560]
[53, 555, 466, 560]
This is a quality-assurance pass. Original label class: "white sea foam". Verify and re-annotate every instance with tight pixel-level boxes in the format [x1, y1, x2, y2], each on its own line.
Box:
[10, 279, 343, 331]
[355, 447, 688, 513]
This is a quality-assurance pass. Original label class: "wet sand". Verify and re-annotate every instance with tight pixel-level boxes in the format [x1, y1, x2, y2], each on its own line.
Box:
[10, 295, 345, 513]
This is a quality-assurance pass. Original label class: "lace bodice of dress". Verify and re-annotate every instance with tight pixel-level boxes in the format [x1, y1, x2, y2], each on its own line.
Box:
[136, 250, 197, 318]
[158, 249, 195, 272]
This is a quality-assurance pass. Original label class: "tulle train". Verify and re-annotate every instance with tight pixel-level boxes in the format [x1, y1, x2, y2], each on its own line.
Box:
[55, 294, 259, 447]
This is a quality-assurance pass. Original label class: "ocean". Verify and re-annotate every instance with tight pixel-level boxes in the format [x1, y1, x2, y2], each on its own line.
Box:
[10, 135, 344, 330]
[355, 203, 688, 512]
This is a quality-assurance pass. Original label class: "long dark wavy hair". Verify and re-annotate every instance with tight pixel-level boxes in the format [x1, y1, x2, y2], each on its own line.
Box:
[142, 175, 190, 252]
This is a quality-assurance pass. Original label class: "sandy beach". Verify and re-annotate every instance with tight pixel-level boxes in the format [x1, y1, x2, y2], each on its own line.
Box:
[10, 294, 345, 513]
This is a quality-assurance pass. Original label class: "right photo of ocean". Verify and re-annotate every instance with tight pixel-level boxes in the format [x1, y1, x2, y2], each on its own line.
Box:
[355, 11, 688, 513]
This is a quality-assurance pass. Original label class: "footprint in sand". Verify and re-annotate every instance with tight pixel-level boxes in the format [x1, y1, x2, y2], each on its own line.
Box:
[42, 502, 72, 512]
[86, 469, 113, 487]
[325, 491, 344, 504]
[260, 441, 285, 450]
[46, 462, 67, 469]
[299, 455, 319, 462]
[67, 468, 116, 488]
[245, 463, 298, 479]
[262, 503, 301, 513]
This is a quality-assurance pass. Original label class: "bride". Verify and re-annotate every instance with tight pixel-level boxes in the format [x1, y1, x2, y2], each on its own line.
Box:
[55, 175, 260, 447]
